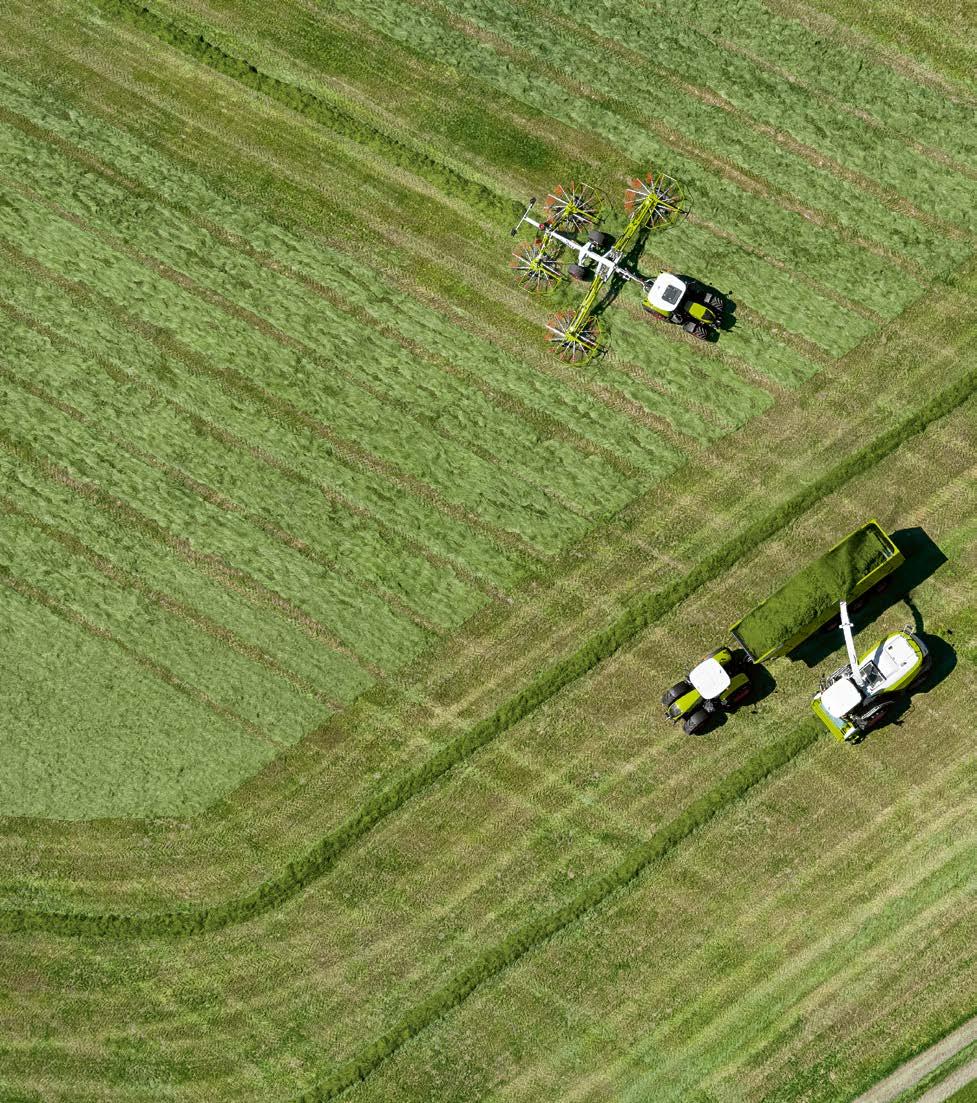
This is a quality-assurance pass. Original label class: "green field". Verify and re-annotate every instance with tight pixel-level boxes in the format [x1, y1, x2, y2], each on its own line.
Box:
[1, 0, 977, 1100]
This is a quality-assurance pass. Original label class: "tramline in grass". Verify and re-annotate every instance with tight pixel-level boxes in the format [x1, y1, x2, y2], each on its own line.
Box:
[510, 172, 731, 362]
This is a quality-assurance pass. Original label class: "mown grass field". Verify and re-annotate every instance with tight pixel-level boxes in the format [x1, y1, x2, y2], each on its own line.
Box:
[1, 0, 977, 1100]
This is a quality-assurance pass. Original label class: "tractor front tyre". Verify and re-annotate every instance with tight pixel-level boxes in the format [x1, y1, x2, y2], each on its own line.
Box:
[661, 680, 693, 708]
[568, 263, 594, 282]
[683, 708, 714, 736]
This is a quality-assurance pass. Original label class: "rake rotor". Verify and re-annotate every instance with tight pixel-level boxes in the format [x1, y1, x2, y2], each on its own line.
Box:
[543, 182, 605, 232]
[623, 171, 687, 229]
[545, 309, 603, 364]
[510, 240, 562, 293]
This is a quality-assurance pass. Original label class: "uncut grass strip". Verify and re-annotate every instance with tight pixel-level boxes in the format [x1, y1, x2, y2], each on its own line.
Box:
[0, 496, 341, 711]
[0, 238, 547, 570]
[0, 429, 386, 680]
[0, 506, 326, 745]
[0, 567, 283, 750]
[294, 723, 821, 1102]
[3, 357, 977, 937]
[0, 169, 624, 524]
[0, 186, 582, 555]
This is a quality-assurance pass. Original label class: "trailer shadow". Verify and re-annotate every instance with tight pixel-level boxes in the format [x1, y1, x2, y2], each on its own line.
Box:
[791, 526, 948, 669]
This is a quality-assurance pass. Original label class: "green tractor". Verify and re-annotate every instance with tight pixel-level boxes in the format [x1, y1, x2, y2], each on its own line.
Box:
[662, 647, 754, 735]
[642, 271, 726, 339]
[811, 601, 930, 742]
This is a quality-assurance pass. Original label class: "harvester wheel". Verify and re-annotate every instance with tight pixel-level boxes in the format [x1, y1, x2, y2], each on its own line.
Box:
[683, 709, 713, 736]
[568, 263, 594, 282]
[587, 229, 615, 251]
[661, 680, 692, 708]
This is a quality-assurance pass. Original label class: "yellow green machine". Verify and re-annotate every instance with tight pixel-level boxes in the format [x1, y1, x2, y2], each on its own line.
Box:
[664, 521, 908, 736]
[509, 172, 707, 362]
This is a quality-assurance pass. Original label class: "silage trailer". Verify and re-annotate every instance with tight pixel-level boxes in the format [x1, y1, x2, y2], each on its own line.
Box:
[663, 520, 904, 734]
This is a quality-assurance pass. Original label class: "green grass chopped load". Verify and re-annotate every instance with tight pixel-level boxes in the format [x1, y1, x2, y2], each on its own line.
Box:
[733, 523, 893, 660]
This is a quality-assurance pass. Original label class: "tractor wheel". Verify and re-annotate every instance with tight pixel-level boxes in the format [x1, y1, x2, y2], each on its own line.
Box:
[726, 682, 753, 707]
[661, 680, 692, 708]
[683, 708, 713, 736]
[682, 321, 711, 341]
[587, 229, 615, 251]
[568, 263, 594, 282]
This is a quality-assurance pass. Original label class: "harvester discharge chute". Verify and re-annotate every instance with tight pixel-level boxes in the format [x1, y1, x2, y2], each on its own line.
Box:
[509, 171, 690, 363]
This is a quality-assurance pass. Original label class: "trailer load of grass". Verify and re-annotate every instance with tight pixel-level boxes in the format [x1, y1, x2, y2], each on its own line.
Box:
[732, 521, 902, 663]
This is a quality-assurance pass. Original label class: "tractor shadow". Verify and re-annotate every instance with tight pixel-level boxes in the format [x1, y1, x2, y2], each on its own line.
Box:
[675, 276, 737, 339]
[791, 527, 949, 669]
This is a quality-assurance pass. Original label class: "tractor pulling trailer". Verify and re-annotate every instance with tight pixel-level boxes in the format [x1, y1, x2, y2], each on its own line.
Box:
[663, 521, 930, 741]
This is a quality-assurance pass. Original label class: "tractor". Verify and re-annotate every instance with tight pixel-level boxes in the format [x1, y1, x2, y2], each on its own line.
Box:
[642, 272, 727, 340]
[811, 601, 930, 742]
[662, 647, 754, 735]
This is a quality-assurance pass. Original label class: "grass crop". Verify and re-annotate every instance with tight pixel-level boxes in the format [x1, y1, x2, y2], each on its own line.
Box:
[732, 522, 894, 660]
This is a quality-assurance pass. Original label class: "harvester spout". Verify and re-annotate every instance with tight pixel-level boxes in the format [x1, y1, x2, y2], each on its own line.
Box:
[839, 601, 862, 686]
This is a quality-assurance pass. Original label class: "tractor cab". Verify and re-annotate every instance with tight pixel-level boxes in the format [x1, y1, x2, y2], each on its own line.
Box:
[643, 271, 726, 340]
[662, 647, 753, 735]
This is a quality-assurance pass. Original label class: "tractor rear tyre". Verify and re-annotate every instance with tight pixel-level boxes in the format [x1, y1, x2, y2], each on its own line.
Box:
[662, 680, 693, 708]
[587, 229, 615, 251]
[683, 320, 711, 340]
[568, 263, 594, 282]
[683, 708, 713, 736]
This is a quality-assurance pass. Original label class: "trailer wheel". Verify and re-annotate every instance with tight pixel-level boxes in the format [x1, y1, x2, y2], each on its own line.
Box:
[661, 679, 692, 708]
[587, 230, 615, 251]
[568, 263, 594, 282]
[683, 708, 713, 736]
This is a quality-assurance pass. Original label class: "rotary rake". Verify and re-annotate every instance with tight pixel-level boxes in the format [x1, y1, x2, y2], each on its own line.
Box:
[509, 171, 689, 363]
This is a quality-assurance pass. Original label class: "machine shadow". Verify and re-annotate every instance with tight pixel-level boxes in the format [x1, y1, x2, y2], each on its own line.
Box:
[791, 526, 948, 669]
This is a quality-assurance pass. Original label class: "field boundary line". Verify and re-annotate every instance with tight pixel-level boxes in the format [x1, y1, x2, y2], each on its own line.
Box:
[0, 561, 285, 749]
[295, 723, 821, 1100]
[1, 353, 976, 937]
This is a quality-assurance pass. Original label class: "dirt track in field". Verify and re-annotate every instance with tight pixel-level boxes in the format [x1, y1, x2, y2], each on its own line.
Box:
[852, 1015, 977, 1103]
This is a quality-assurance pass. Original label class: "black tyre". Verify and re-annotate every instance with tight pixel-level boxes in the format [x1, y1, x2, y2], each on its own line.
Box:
[587, 229, 615, 250]
[683, 321, 711, 340]
[661, 679, 692, 708]
[727, 682, 752, 707]
[857, 698, 897, 732]
[568, 263, 594, 282]
[683, 708, 714, 736]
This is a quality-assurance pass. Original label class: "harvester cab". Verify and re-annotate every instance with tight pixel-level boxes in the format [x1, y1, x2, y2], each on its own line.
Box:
[662, 647, 753, 735]
[643, 272, 726, 340]
[811, 601, 930, 742]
